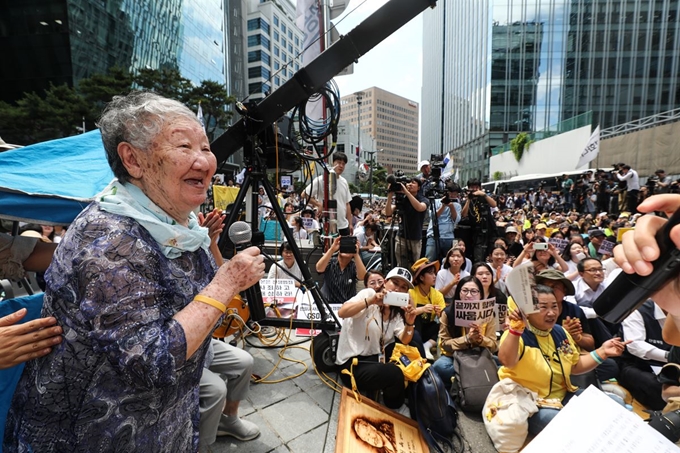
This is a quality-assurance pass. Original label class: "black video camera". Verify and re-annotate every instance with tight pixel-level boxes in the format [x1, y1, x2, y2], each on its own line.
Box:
[386, 170, 408, 193]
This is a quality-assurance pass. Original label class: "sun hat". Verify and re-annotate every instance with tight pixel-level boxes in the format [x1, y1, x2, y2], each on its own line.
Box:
[410, 257, 440, 283]
[536, 269, 576, 296]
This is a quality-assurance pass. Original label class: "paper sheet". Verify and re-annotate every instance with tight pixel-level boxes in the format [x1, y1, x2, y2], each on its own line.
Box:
[523, 386, 680, 453]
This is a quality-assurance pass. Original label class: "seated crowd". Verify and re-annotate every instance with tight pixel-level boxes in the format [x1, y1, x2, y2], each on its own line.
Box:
[3, 147, 680, 452]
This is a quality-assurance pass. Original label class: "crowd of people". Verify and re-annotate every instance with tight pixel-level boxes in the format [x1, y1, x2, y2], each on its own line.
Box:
[2, 91, 680, 452]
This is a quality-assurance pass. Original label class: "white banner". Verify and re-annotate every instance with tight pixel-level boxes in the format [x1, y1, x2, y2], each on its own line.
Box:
[576, 126, 600, 169]
[296, 0, 323, 124]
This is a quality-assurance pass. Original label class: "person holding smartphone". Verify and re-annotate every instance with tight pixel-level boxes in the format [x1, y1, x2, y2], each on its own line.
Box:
[335, 269, 417, 415]
[315, 236, 366, 304]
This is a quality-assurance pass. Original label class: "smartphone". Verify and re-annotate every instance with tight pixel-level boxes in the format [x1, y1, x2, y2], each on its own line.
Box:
[339, 236, 357, 254]
[384, 291, 409, 307]
[533, 242, 548, 250]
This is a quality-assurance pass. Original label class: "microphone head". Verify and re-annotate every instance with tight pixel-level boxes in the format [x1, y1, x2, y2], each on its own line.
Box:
[228, 221, 252, 246]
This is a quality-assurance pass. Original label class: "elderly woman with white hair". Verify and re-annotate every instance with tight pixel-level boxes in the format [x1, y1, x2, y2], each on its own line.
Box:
[4, 92, 264, 452]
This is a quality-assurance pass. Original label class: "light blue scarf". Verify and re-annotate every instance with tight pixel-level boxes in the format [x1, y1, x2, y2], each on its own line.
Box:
[98, 180, 211, 259]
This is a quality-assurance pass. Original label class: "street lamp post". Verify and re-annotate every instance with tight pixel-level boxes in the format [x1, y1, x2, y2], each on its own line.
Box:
[367, 149, 382, 204]
[356, 91, 364, 172]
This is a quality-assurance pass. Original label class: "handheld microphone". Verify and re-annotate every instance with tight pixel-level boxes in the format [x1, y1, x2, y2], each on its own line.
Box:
[228, 221, 253, 251]
[227, 221, 263, 311]
[593, 208, 680, 323]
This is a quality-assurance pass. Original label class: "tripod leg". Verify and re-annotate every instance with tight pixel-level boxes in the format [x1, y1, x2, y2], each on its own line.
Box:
[260, 177, 341, 328]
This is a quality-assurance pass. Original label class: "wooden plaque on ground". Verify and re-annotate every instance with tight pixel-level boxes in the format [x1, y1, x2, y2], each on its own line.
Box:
[336, 387, 429, 453]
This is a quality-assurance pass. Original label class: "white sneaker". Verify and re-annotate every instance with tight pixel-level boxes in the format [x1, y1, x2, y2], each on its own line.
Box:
[217, 415, 261, 441]
[425, 349, 434, 361]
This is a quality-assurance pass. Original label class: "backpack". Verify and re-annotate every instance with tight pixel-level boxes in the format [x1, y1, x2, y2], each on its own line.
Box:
[410, 367, 460, 453]
[450, 347, 500, 413]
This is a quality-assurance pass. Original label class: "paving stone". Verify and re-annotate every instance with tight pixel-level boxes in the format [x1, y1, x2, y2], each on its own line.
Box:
[259, 391, 330, 443]
[247, 373, 301, 410]
[286, 423, 328, 453]
[305, 382, 336, 413]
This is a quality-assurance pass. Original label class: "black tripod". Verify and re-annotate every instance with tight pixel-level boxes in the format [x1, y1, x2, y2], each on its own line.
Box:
[217, 133, 340, 332]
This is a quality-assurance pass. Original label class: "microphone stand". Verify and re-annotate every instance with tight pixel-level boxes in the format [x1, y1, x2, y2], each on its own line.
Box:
[217, 127, 340, 332]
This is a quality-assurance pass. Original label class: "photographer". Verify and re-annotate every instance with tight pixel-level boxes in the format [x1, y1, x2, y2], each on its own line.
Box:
[461, 179, 497, 263]
[316, 236, 366, 304]
[655, 169, 672, 194]
[424, 183, 462, 263]
[385, 177, 429, 268]
[616, 164, 640, 214]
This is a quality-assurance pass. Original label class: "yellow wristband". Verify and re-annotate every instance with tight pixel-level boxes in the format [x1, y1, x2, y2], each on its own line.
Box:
[194, 295, 227, 313]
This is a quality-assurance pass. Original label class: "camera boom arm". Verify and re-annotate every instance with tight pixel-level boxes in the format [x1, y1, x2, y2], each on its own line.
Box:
[210, 0, 437, 163]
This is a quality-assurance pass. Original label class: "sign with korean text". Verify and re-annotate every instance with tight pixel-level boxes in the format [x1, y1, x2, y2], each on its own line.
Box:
[454, 297, 496, 328]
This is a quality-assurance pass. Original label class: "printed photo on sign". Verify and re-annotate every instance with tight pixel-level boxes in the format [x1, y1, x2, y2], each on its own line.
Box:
[505, 261, 540, 315]
[549, 238, 569, 254]
[453, 297, 496, 328]
[597, 240, 616, 256]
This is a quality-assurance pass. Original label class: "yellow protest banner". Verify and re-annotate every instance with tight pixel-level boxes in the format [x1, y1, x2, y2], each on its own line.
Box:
[213, 186, 239, 211]
[617, 227, 635, 243]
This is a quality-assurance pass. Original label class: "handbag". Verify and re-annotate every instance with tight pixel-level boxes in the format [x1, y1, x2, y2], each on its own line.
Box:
[389, 343, 430, 383]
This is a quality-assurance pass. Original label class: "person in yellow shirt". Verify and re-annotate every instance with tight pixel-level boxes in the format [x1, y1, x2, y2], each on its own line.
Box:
[495, 285, 630, 437]
[409, 258, 446, 359]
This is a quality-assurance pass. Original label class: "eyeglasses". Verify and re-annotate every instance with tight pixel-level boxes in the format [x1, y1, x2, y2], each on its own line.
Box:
[367, 279, 385, 287]
[584, 268, 604, 274]
[460, 288, 480, 296]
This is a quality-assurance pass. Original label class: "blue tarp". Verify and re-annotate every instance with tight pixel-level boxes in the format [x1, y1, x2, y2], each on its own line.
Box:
[0, 130, 114, 224]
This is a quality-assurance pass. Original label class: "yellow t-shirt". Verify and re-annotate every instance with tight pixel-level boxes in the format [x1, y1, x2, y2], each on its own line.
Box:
[409, 287, 446, 323]
[500, 298, 580, 399]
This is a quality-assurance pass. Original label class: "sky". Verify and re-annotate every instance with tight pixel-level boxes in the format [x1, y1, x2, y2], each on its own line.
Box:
[329, 0, 423, 104]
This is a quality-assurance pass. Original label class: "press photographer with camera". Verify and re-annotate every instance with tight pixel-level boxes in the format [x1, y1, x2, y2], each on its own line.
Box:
[385, 174, 429, 268]
[424, 183, 462, 263]
[616, 164, 640, 214]
[461, 179, 497, 263]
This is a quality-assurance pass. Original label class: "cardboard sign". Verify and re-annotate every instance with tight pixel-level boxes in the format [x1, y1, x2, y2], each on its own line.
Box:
[597, 240, 616, 256]
[505, 260, 540, 315]
[496, 303, 508, 327]
[260, 278, 297, 307]
[453, 297, 496, 328]
[549, 238, 569, 253]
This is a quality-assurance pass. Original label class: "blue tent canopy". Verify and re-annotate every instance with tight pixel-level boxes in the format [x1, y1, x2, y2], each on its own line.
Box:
[0, 130, 114, 225]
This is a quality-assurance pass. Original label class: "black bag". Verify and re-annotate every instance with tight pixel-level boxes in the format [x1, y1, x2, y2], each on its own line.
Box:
[411, 367, 459, 453]
[451, 347, 499, 413]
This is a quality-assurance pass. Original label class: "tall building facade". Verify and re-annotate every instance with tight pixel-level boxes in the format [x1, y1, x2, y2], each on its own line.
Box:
[245, 0, 302, 102]
[340, 87, 419, 175]
[0, 0, 231, 103]
[422, 0, 680, 183]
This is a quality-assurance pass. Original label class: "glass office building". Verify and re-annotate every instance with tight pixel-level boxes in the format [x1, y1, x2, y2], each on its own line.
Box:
[422, 0, 680, 183]
[0, 0, 229, 104]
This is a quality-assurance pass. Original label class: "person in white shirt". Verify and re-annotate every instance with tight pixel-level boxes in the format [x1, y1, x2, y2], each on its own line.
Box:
[435, 247, 469, 304]
[267, 242, 304, 287]
[488, 245, 512, 284]
[355, 223, 379, 267]
[335, 268, 417, 413]
[619, 299, 671, 410]
[616, 164, 640, 213]
[564, 257, 606, 319]
[302, 152, 353, 236]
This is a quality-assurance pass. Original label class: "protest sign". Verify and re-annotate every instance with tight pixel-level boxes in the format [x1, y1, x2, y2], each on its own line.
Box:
[549, 237, 569, 254]
[495, 303, 508, 329]
[454, 297, 496, 328]
[597, 240, 616, 256]
[505, 260, 540, 314]
[617, 227, 634, 242]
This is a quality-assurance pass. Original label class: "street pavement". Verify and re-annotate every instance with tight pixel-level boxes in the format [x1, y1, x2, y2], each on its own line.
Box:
[209, 331, 497, 453]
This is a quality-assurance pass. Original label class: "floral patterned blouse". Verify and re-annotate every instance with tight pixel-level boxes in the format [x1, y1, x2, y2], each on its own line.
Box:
[4, 203, 217, 452]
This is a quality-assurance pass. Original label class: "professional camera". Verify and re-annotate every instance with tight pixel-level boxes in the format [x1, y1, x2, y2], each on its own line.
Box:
[423, 154, 447, 198]
[386, 170, 408, 193]
[646, 174, 659, 194]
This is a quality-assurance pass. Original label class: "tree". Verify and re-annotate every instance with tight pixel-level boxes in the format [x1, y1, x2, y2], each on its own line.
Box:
[134, 68, 193, 101]
[78, 66, 134, 126]
[185, 81, 235, 141]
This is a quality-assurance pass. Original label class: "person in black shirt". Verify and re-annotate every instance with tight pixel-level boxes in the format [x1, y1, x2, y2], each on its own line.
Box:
[461, 179, 497, 263]
[316, 236, 367, 304]
[385, 177, 429, 268]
